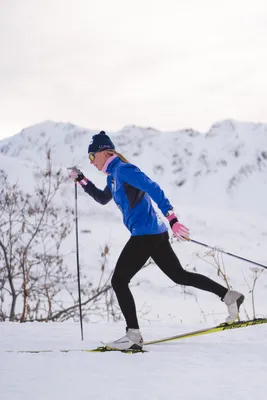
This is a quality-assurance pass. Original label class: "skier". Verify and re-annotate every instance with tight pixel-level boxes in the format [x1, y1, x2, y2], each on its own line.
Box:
[69, 131, 244, 351]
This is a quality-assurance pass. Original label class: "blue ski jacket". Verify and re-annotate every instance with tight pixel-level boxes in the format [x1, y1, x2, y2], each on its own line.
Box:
[82, 156, 173, 236]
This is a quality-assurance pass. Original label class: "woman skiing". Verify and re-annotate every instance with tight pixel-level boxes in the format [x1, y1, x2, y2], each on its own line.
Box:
[69, 131, 244, 350]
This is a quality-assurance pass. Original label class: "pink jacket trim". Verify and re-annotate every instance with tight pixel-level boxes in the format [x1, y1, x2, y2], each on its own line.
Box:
[79, 177, 89, 186]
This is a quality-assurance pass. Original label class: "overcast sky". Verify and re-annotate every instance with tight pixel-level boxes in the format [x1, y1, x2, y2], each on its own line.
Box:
[0, 0, 266, 140]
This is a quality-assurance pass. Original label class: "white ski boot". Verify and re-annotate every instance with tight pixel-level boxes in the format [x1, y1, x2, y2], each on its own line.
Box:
[105, 328, 143, 351]
[223, 290, 244, 323]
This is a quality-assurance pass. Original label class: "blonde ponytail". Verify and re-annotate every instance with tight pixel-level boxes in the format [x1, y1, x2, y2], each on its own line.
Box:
[107, 150, 129, 163]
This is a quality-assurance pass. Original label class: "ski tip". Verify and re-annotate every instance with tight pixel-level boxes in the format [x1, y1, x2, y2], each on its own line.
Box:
[6, 346, 147, 354]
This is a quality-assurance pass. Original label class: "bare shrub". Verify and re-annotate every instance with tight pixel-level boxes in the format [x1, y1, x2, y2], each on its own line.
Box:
[0, 151, 119, 323]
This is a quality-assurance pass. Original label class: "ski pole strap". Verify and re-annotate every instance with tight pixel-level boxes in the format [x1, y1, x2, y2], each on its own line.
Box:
[190, 239, 267, 270]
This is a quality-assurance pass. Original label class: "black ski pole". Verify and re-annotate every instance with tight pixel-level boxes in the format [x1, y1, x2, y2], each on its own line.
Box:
[74, 181, 84, 340]
[190, 238, 267, 270]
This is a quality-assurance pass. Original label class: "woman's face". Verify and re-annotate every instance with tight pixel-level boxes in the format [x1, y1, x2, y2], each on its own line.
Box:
[89, 150, 110, 171]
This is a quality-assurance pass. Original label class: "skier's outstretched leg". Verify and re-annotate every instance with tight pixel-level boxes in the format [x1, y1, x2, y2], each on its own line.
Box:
[152, 232, 244, 322]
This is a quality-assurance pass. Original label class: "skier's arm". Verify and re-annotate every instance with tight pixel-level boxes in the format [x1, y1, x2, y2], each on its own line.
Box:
[68, 167, 112, 205]
[118, 164, 173, 215]
[119, 164, 190, 240]
[81, 180, 112, 205]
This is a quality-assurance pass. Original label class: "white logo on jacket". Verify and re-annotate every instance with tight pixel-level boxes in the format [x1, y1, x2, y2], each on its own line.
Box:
[111, 179, 116, 193]
[156, 212, 164, 225]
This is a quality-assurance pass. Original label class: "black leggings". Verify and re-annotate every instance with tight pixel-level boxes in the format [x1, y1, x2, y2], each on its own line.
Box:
[111, 231, 228, 329]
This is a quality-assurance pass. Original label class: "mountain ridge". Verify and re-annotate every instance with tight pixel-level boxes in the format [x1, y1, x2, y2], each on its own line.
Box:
[0, 119, 266, 215]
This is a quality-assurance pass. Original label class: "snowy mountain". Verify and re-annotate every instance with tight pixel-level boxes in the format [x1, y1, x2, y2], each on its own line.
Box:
[0, 119, 267, 214]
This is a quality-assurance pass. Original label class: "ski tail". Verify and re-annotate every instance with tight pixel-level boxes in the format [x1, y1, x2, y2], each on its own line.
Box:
[144, 318, 267, 346]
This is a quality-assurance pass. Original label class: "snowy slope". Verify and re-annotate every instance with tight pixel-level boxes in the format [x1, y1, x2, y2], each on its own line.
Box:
[0, 120, 266, 326]
[1, 120, 267, 400]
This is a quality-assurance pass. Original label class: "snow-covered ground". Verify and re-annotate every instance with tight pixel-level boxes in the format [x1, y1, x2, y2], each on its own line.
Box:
[1, 321, 267, 400]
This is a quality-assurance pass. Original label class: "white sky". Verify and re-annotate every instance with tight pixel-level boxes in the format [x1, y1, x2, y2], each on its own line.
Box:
[0, 0, 267, 140]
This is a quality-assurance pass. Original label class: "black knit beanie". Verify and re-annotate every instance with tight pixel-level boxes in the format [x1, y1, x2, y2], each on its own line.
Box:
[88, 131, 115, 153]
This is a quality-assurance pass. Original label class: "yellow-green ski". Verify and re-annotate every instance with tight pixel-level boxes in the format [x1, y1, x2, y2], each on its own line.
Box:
[87, 346, 147, 354]
[7, 346, 147, 354]
[144, 318, 267, 345]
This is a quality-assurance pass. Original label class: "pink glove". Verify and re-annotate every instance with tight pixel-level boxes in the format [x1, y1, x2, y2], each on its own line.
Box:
[67, 166, 88, 185]
[69, 170, 79, 180]
[166, 212, 190, 241]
